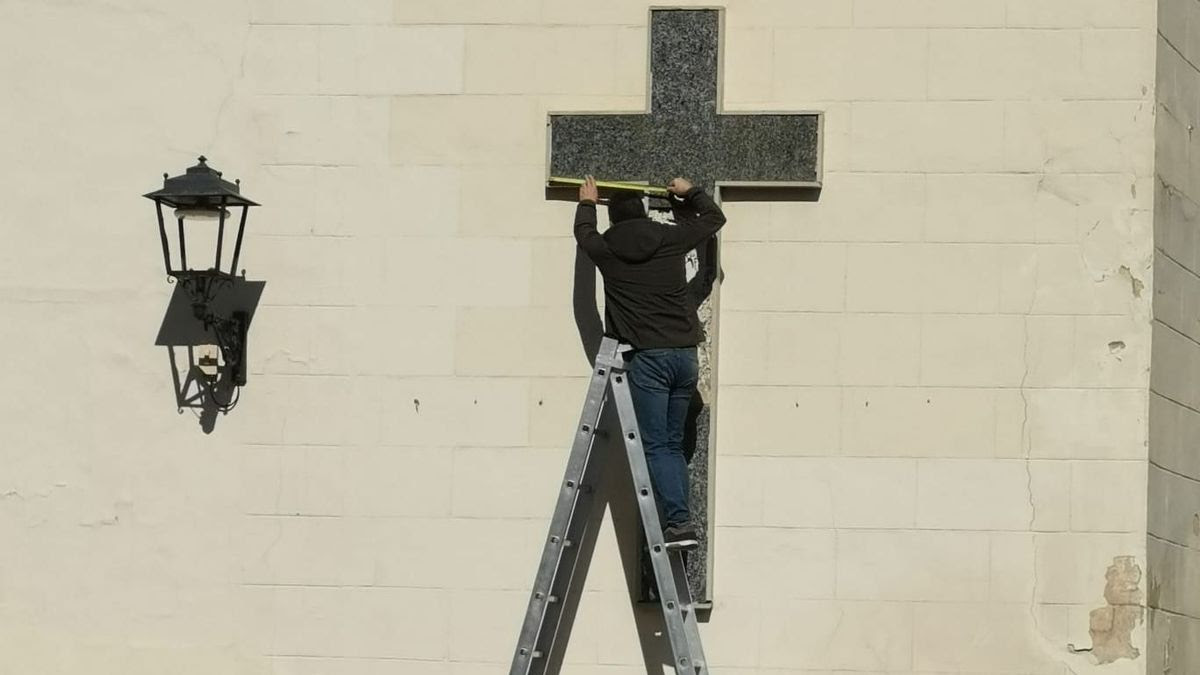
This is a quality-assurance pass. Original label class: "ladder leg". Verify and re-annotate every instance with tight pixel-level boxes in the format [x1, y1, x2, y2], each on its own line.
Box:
[609, 362, 708, 675]
[510, 337, 621, 675]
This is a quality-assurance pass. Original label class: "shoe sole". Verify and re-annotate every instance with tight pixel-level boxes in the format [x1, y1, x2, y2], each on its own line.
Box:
[664, 538, 700, 550]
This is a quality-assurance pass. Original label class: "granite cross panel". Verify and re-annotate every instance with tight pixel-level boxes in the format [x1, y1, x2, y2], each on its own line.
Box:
[547, 9, 821, 192]
[547, 7, 823, 608]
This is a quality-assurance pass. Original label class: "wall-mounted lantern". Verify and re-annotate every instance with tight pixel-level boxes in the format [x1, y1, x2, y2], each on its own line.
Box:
[146, 157, 262, 424]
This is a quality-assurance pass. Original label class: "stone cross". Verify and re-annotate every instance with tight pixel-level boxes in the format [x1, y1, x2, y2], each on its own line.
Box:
[547, 7, 822, 607]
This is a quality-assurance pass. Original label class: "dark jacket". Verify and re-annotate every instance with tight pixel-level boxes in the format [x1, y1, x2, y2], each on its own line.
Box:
[574, 187, 727, 349]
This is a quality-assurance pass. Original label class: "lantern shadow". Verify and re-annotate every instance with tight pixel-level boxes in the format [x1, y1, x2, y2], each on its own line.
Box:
[155, 277, 265, 434]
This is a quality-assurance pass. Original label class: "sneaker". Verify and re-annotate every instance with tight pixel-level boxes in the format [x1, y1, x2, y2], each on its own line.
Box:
[663, 522, 699, 550]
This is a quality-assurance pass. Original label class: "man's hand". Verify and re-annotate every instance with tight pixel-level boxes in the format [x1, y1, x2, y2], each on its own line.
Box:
[667, 177, 694, 195]
[579, 175, 599, 204]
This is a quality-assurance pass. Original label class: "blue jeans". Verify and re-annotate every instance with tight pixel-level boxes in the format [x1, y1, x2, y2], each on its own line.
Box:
[626, 347, 698, 527]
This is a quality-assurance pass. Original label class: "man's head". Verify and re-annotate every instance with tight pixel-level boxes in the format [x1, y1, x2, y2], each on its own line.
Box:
[607, 191, 646, 224]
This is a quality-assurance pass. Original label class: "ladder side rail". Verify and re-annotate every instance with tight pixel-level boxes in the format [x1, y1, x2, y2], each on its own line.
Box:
[670, 552, 708, 669]
[510, 338, 621, 675]
[609, 365, 707, 675]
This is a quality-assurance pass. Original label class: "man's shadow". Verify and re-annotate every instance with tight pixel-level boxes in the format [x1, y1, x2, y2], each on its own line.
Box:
[548, 231, 717, 673]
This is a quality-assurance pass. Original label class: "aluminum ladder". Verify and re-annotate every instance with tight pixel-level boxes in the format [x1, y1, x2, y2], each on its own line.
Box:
[510, 336, 708, 675]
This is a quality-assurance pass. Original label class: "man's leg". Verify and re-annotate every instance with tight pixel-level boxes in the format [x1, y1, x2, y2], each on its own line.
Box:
[627, 349, 690, 529]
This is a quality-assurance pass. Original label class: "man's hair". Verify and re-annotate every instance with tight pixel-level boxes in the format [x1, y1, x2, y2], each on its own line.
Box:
[607, 192, 646, 223]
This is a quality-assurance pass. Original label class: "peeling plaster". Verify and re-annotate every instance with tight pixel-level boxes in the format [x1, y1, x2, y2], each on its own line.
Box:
[1072, 556, 1145, 664]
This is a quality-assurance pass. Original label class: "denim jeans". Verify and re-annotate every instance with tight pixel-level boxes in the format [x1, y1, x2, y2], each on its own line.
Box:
[626, 346, 699, 528]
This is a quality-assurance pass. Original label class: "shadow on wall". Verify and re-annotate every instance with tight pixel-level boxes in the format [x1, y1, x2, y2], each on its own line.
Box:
[155, 277, 265, 434]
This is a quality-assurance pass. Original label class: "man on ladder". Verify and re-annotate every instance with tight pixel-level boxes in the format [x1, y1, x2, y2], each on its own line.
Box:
[573, 174, 727, 548]
[511, 175, 727, 674]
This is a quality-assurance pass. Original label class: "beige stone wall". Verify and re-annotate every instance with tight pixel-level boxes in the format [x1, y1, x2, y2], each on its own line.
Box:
[0, 0, 1162, 673]
[1147, 0, 1200, 670]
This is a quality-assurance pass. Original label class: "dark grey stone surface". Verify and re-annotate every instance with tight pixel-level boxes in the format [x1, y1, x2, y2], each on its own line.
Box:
[549, 8, 822, 606]
[548, 10, 820, 190]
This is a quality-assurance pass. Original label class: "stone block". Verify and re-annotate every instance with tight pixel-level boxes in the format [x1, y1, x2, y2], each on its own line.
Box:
[1004, 101, 1154, 174]
[716, 386, 841, 456]
[920, 244, 1006, 313]
[448, 589, 528, 662]
[1027, 315, 1150, 389]
[720, 242, 846, 311]
[774, 29, 928, 102]
[311, 165, 462, 238]
[244, 26, 319, 94]
[240, 445, 348, 515]
[1035, 533, 1145, 604]
[459, 165, 570, 238]
[767, 173, 925, 243]
[1148, 536, 1200, 622]
[713, 528, 835, 599]
[841, 386, 999, 457]
[757, 599, 913, 670]
[527, 376, 589, 447]
[1080, 29, 1154, 100]
[925, 174, 1077, 244]
[379, 377, 530, 447]
[275, 375, 382, 447]
[237, 515, 375, 586]
[248, 235, 381, 307]
[724, 28, 774, 104]
[450, 446, 562, 518]
[845, 244, 923, 313]
[838, 314, 921, 386]
[368, 518, 453, 588]
[715, 310, 770, 384]
[714, 456, 835, 527]
[912, 603, 1049, 673]
[342, 447, 453, 517]
[836, 530, 990, 601]
[390, 96, 543, 166]
[830, 458, 917, 527]
[854, 0, 1005, 27]
[357, 306, 457, 377]
[1007, 0, 1153, 27]
[920, 315, 1026, 387]
[1152, 392, 1200, 479]
[850, 102, 1006, 172]
[1070, 460, 1148, 533]
[444, 519, 546, 591]
[989, 532, 1036, 601]
[1027, 388, 1148, 459]
[760, 313, 842, 385]
[318, 26, 463, 95]
[454, 307, 583, 377]
[267, 586, 449, 659]
[394, 0, 541, 24]
[376, 236, 532, 307]
[464, 26, 627, 96]
[528, 238, 580, 308]
[1148, 462, 1200, 547]
[1151, 324, 1200, 409]
[929, 29, 1080, 100]
[251, 0, 391, 24]
[253, 95, 391, 167]
[916, 459, 1036, 530]
[252, 305, 358, 375]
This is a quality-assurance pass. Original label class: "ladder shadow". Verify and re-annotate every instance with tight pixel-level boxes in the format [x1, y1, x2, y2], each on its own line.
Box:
[561, 247, 673, 674]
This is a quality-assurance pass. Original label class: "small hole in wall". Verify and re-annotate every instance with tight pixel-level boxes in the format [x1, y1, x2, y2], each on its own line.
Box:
[1108, 341, 1126, 354]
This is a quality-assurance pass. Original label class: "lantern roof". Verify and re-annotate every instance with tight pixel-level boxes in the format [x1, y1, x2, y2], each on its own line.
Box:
[143, 156, 258, 208]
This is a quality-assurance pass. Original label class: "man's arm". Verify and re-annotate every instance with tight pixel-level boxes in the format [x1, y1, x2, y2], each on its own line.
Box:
[574, 175, 611, 264]
[665, 177, 727, 251]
